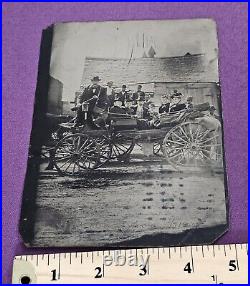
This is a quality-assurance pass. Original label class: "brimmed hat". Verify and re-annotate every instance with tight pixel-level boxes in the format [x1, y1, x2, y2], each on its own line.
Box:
[107, 81, 113, 85]
[210, 105, 216, 110]
[91, 76, 101, 81]
[122, 84, 127, 88]
[170, 93, 182, 99]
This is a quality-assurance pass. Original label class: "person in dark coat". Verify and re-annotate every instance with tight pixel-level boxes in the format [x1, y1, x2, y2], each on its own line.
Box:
[159, 95, 170, 114]
[75, 76, 108, 127]
[109, 99, 127, 115]
[116, 84, 128, 106]
[159, 91, 186, 114]
[141, 94, 151, 119]
[133, 84, 146, 101]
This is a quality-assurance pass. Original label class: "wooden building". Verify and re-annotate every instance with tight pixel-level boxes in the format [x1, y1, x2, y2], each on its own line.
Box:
[81, 53, 220, 108]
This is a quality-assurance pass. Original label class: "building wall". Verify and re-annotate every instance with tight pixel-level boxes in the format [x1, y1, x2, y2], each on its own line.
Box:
[153, 82, 220, 109]
[47, 76, 63, 115]
[61, 101, 75, 116]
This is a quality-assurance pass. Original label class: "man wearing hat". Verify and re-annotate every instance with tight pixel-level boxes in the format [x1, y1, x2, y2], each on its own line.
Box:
[133, 84, 146, 102]
[173, 89, 183, 97]
[159, 91, 186, 114]
[159, 94, 170, 114]
[209, 105, 220, 121]
[116, 84, 128, 107]
[109, 98, 127, 115]
[75, 76, 108, 127]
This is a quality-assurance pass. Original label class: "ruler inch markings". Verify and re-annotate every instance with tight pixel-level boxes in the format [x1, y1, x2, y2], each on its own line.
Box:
[223, 245, 227, 256]
[58, 253, 61, 280]
[12, 243, 247, 284]
[190, 246, 195, 273]
[234, 244, 240, 271]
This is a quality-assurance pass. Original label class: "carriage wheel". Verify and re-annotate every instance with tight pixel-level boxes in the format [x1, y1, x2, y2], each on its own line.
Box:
[153, 141, 163, 156]
[54, 133, 111, 176]
[136, 142, 163, 156]
[110, 133, 135, 159]
[93, 135, 112, 168]
[162, 121, 223, 169]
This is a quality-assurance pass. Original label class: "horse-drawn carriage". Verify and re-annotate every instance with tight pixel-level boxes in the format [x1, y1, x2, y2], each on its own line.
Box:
[45, 102, 223, 176]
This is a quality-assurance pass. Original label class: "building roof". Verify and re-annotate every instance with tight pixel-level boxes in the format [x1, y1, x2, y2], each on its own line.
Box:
[81, 54, 217, 87]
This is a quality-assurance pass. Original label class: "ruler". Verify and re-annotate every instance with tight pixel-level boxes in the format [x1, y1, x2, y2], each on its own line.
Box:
[12, 243, 247, 284]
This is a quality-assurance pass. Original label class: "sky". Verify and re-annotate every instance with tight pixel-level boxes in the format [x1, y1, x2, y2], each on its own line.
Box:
[49, 19, 218, 100]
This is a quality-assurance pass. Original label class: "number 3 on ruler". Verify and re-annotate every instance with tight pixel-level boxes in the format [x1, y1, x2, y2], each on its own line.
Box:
[139, 264, 147, 276]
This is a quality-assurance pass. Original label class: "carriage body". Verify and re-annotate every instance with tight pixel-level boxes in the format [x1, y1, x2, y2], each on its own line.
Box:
[50, 103, 223, 176]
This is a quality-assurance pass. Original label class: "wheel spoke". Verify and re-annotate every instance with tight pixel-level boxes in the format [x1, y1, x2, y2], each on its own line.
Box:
[165, 139, 186, 146]
[115, 144, 128, 152]
[171, 131, 188, 144]
[188, 123, 194, 142]
[193, 125, 203, 141]
[179, 126, 190, 141]
[168, 150, 184, 159]
[165, 146, 186, 152]
[197, 143, 221, 148]
[59, 145, 75, 154]
[199, 134, 219, 145]
[200, 151, 213, 161]
[196, 130, 211, 141]
[55, 155, 72, 162]
[78, 138, 91, 152]
[58, 157, 73, 169]
[72, 162, 76, 174]
[175, 151, 185, 164]
[64, 160, 74, 172]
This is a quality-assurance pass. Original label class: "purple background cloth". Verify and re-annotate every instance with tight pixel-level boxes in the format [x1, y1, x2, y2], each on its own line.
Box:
[2, 2, 248, 283]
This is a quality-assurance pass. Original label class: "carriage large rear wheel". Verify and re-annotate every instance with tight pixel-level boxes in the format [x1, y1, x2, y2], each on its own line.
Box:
[53, 133, 111, 176]
[162, 121, 223, 169]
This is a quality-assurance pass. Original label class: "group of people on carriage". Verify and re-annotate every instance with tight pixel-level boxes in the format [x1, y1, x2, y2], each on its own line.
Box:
[43, 76, 222, 172]
[72, 75, 212, 130]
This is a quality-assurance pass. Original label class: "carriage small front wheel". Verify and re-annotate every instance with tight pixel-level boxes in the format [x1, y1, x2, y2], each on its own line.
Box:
[53, 133, 111, 176]
[162, 121, 222, 169]
[110, 133, 135, 160]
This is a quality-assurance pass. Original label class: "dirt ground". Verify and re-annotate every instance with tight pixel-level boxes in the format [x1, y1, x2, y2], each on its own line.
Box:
[31, 149, 227, 247]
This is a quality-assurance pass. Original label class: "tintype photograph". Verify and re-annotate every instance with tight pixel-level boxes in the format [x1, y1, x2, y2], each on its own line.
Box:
[20, 19, 228, 247]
